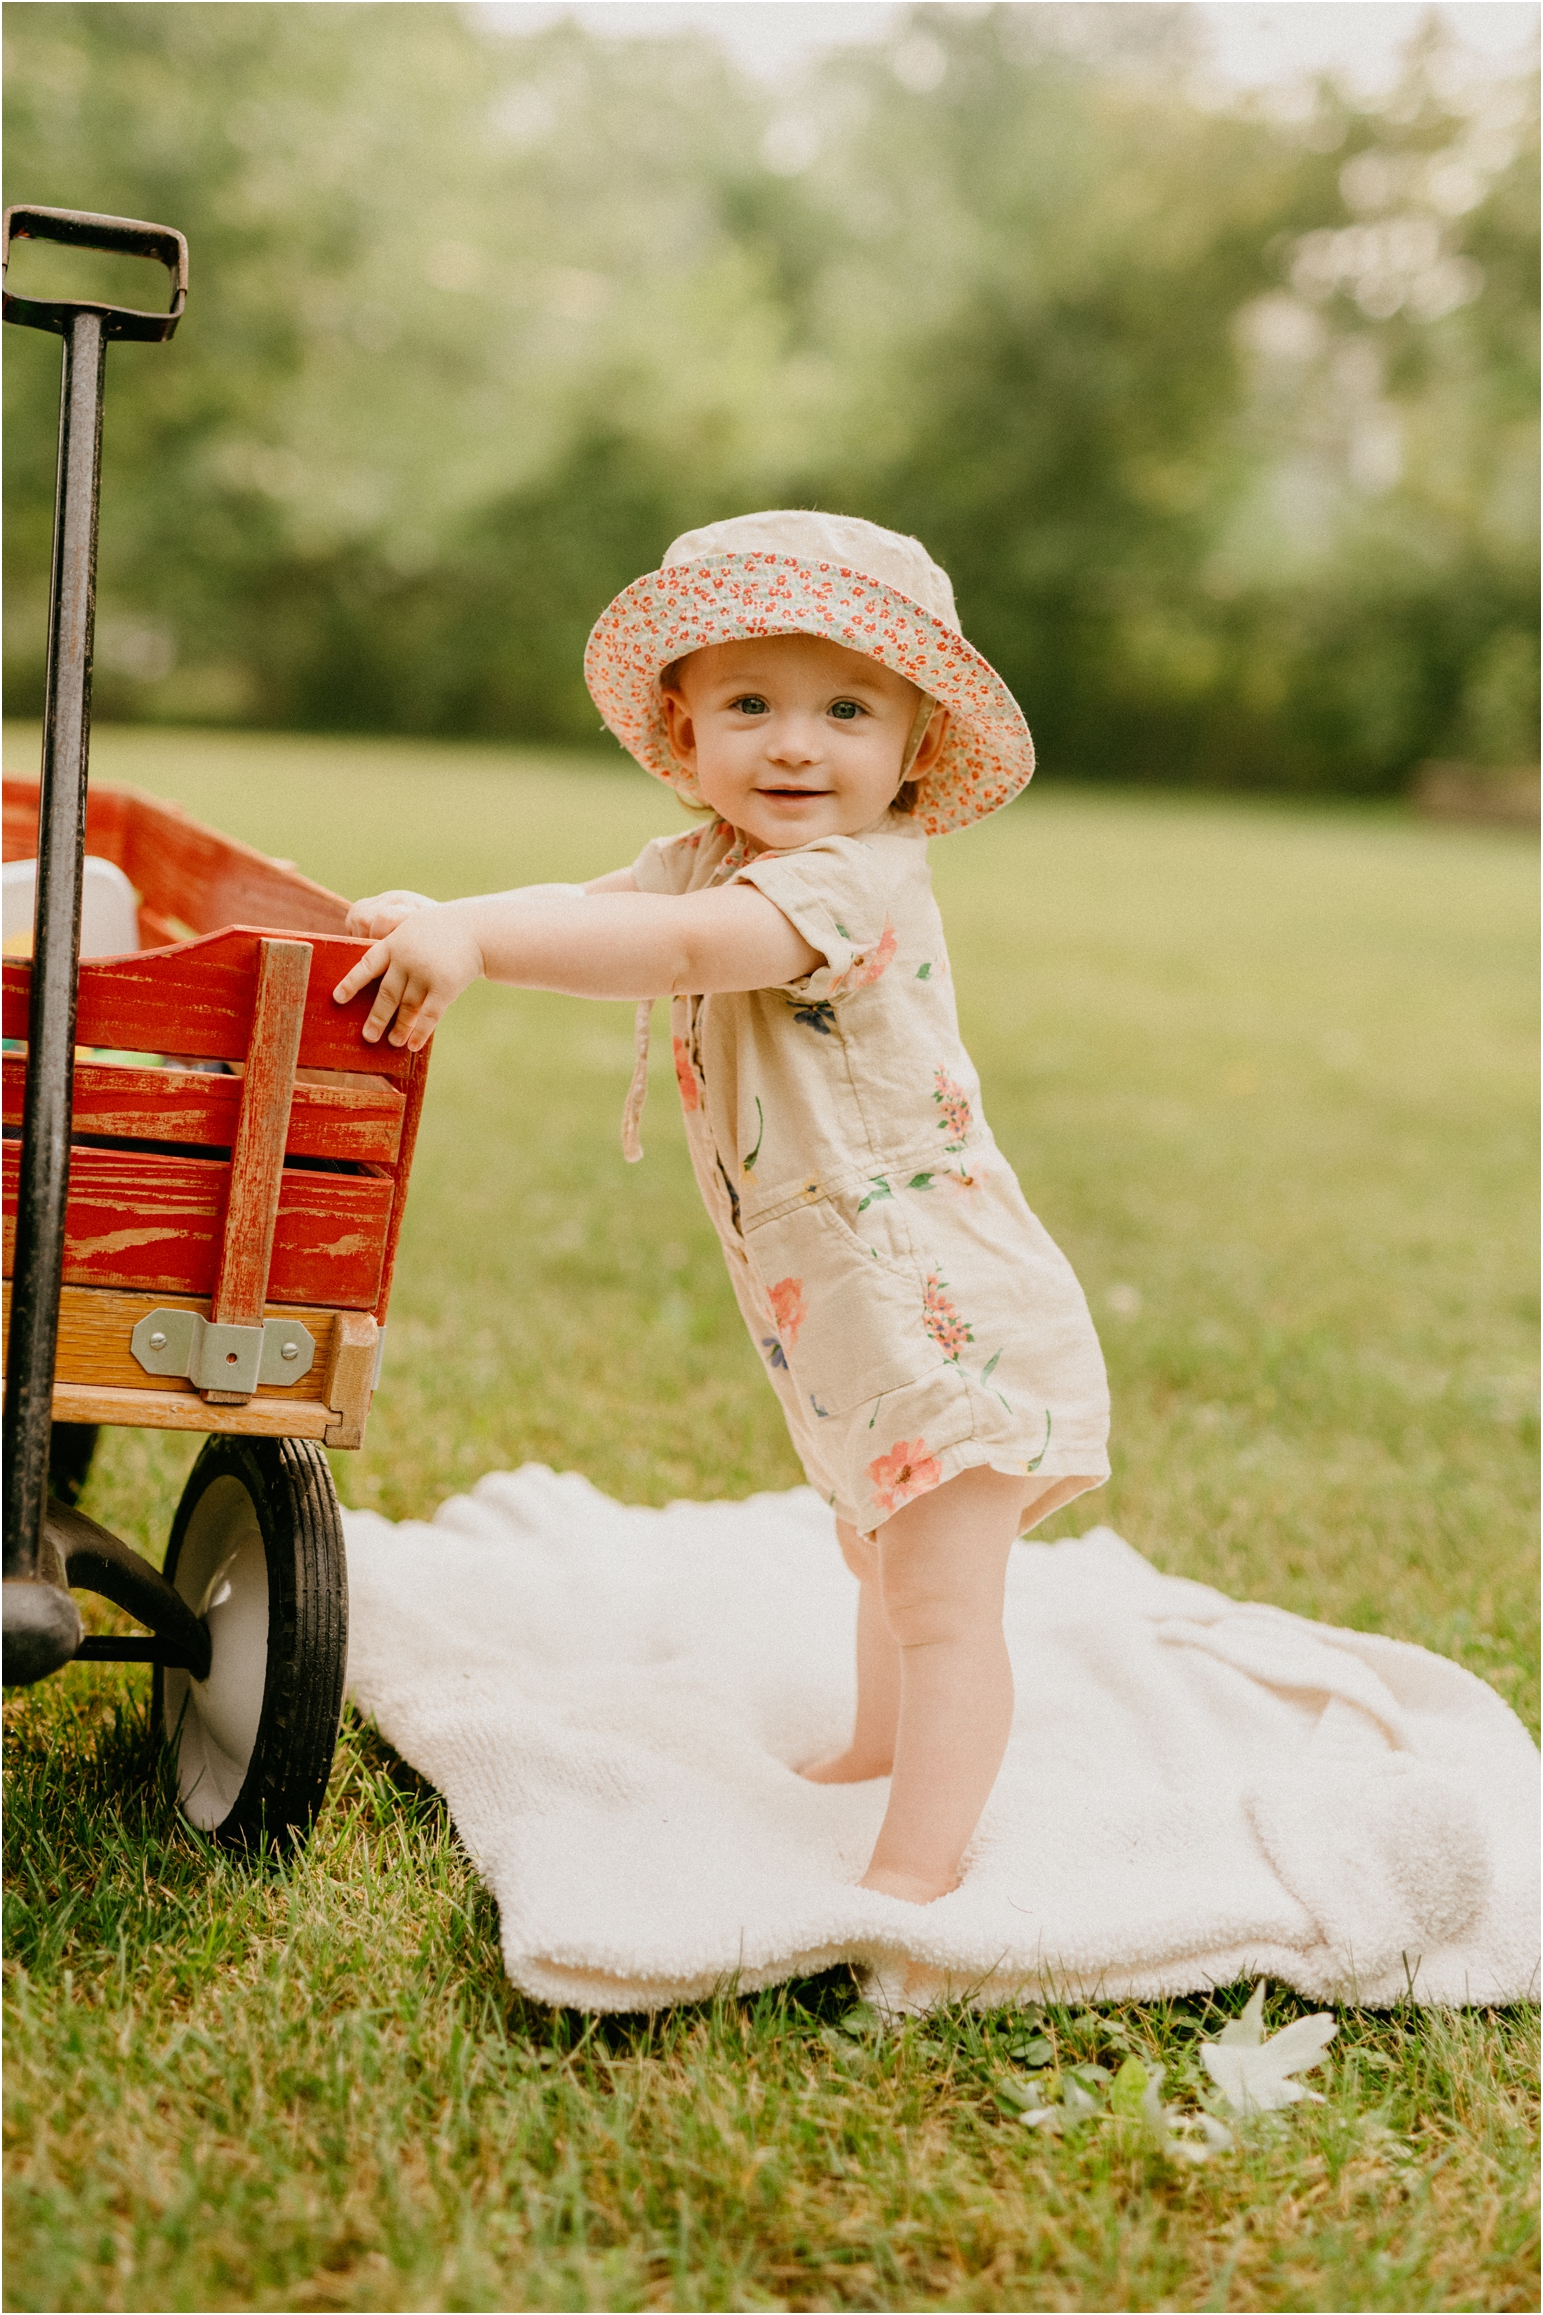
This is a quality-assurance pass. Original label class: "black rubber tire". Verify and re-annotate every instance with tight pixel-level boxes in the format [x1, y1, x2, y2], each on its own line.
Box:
[153, 1434, 347, 1854]
[48, 1422, 99, 1508]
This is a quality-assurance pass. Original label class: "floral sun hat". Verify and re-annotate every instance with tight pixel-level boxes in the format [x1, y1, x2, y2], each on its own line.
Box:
[583, 509, 1034, 836]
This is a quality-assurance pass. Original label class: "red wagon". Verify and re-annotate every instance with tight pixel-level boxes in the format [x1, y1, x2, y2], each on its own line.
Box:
[2, 206, 430, 1853]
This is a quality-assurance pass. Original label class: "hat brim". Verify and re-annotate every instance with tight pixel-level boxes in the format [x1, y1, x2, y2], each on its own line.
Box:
[583, 552, 1033, 837]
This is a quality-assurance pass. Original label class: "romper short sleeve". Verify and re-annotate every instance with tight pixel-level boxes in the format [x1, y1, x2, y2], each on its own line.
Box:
[732, 831, 906, 1003]
[631, 826, 719, 896]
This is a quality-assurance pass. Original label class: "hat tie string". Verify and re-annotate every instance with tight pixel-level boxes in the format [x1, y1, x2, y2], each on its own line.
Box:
[622, 997, 652, 1162]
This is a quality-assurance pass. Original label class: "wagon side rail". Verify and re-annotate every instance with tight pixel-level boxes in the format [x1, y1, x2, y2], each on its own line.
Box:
[3, 770, 353, 942]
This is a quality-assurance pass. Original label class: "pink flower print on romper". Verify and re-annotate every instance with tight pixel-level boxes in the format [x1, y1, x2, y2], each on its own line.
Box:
[822, 915, 897, 1000]
[768, 1276, 807, 1347]
[673, 1036, 699, 1112]
[932, 1067, 973, 1146]
[921, 1270, 974, 1360]
[867, 1437, 944, 1517]
[847, 915, 898, 991]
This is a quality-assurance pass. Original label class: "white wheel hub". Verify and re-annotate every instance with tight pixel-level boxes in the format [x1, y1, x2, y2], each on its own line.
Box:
[163, 1474, 269, 1831]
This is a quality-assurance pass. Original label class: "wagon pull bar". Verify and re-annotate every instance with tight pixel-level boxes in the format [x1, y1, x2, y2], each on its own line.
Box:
[2, 203, 187, 1648]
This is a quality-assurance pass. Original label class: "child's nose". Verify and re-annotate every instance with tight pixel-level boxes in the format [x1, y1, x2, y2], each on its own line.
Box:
[765, 712, 822, 764]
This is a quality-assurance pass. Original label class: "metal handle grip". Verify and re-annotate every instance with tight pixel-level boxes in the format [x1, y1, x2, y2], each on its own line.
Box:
[2, 203, 187, 342]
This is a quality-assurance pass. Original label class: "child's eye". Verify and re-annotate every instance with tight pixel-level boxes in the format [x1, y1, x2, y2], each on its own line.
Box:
[829, 699, 864, 721]
[731, 695, 770, 716]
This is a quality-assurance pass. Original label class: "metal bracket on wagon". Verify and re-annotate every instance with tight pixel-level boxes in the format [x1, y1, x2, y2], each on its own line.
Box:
[131, 1309, 316, 1395]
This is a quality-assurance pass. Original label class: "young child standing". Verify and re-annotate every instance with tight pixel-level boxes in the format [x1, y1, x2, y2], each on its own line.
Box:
[335, 510, 1109, 1904]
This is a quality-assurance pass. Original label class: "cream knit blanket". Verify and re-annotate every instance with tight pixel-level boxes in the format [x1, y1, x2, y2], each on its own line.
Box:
[342, 1467, 1539, 2014]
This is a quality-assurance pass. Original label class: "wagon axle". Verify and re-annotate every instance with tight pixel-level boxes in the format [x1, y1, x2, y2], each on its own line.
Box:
[3, 1493, 211, 1687]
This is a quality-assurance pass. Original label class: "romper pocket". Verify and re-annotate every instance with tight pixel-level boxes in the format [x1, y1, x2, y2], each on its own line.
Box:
[743, 1196, 943, 1421]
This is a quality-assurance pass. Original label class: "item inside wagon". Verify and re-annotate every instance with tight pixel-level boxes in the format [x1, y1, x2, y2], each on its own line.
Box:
[3, 853, 140, 957]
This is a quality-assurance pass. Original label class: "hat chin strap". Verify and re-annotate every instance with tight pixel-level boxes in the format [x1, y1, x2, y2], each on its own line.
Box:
[622, 998, 653, 1163]
[900, 693, 939, 785]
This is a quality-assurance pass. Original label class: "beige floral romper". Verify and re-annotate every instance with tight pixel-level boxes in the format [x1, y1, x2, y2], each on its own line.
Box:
[633, 810, 1111, 1537]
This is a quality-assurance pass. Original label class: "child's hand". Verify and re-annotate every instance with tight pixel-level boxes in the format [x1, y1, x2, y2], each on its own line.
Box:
[332, 904, 485, 1050]
[345, 890, 435, 939]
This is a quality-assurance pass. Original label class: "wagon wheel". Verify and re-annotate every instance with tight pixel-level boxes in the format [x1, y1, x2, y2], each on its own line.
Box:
[153, 1435, 347, 1853]
[48, 1422, 99, 1508]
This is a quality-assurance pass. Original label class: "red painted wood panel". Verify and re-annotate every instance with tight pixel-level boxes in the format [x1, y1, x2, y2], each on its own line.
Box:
[1, 1142, 391, 1308]
[3, 926, 415, 1077]
[372, 1044, 430, 1323]
[1, 1056, 404, 1163]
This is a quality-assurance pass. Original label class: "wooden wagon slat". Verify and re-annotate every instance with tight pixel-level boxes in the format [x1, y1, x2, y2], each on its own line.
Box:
[2, 925, 413, 1076]
[42, 1384, 336, 1441]
[210, 937, 311, 1360]
[1, 1056, 405, 1164]
[2, 1141, 392, 1306]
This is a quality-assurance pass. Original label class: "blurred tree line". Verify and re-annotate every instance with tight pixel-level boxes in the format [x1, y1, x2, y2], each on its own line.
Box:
[3, 2, 1536, 790]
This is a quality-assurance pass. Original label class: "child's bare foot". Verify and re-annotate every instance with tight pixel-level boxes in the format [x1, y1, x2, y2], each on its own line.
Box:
[797, 1747, 893, 1784]
[859, 1864, 960, 1904]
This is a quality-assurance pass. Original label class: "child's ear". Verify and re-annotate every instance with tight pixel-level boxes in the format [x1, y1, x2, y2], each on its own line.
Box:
[662, 689, 697, 773]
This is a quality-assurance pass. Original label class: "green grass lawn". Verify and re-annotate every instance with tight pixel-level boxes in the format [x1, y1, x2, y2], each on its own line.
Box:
[4, 724, 1538, 2312]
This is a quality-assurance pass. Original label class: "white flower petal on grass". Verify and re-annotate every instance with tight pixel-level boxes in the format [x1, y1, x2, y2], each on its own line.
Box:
[1215, 1979, 1269, 2046]
[996, 1981, 1335, 2162]
[1202, 2007, 1337, 2114]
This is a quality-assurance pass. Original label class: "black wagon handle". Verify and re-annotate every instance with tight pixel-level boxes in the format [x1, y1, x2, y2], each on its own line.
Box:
[2, 203, 187, 341]
[1, 203, 187, 1671]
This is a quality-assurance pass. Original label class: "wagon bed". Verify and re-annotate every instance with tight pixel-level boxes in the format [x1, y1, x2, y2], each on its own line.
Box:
[2, 770, 429, 1450]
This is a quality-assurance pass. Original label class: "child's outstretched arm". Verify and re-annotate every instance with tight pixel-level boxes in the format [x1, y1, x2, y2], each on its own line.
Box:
[332, 875, 820, 1051]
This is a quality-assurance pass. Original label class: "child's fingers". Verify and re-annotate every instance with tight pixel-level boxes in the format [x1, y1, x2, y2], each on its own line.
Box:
[334, 916, 468, 1048]
[333, 939, 392, 1007]
[361, 960, 413, 1044]
[386, 980, 448, 1052]
[346, 890, 434, 938]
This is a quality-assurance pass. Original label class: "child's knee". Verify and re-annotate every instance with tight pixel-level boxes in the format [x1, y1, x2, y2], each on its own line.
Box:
[877, 1552, 998, 1649]
[879, 1582, 994, 1652]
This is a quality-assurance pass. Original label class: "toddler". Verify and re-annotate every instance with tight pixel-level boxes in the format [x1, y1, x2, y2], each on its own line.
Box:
[335, 510, 1110, 1904]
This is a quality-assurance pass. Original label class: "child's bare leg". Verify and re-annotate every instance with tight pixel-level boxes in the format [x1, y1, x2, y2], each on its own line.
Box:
[798, 1520, 900, 1783]
[861, 1466, 1026, 1904]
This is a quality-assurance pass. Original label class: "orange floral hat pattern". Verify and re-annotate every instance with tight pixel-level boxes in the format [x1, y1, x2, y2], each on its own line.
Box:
[583, 510, 1035, 837]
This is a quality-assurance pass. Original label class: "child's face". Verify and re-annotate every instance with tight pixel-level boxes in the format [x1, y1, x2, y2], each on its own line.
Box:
[663, 634, 945, 850]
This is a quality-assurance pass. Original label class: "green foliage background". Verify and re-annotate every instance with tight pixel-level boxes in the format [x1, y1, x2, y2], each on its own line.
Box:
[2, 1, 1537, 790]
